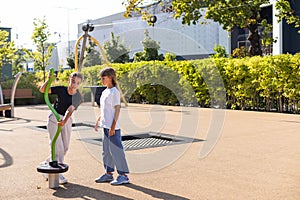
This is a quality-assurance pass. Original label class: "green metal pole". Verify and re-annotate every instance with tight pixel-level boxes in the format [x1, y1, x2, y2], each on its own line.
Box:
[44, 68, 62, 162]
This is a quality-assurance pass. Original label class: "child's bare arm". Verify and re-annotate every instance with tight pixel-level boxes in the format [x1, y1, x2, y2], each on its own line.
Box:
[39, 80, 52, 94]
[57, 105, 75, 127]
[109, 105, 121, 136]
[94, 115, 101, 132]
[39, 72, 56, 93]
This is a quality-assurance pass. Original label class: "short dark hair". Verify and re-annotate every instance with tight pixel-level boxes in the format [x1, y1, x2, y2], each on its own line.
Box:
[70, 72, 83, 81]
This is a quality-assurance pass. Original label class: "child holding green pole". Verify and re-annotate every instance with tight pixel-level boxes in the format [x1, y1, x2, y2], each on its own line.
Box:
[39, 71, 83, 184]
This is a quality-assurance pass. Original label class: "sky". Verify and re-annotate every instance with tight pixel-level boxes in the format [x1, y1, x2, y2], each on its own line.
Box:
[0, 0, 126, 49]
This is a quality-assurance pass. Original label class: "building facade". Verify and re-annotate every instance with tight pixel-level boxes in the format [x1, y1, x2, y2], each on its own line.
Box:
[72, 0, 299, 64]
[78, 5, 230, 60]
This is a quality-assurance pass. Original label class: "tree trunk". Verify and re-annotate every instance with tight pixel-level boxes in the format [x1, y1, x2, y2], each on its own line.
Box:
[266, 97, 270, 111]
[247, 14, 262, 56]
[252, 91, 258, 111]
[278, 92, 283, 112]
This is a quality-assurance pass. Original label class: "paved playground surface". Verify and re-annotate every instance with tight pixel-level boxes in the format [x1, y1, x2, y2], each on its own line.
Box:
[0, 103, 299, 200]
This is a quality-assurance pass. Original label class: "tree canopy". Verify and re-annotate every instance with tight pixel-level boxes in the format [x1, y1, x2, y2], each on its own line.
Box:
[26, 17, 54, 81]
[276, 0, 300, 30]
[133, 29, 164, 62]
[0, 29, 16, 65]
[0, 28, 17, 80]
[83, 40, 102, 67]
[103, 32, 130, 63]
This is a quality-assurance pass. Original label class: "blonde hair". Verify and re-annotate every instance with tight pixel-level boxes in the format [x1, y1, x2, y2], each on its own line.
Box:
[100, 67, 117, 87]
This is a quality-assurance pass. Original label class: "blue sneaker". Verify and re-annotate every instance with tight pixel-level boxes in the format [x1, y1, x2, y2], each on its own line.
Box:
[110, 175, 130, 185]
[95, 173, 113, 183]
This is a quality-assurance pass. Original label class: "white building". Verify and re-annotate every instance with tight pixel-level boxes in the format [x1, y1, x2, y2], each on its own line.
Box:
[77, 7, 230, 60]
[55, 41, 76, 69]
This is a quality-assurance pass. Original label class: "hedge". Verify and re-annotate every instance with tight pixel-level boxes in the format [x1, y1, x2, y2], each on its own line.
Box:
[80, 54, 300, 113]
[4, 53, 299, 113]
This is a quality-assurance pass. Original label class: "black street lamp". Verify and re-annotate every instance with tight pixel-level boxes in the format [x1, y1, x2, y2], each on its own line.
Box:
[149, 15, 157, 26]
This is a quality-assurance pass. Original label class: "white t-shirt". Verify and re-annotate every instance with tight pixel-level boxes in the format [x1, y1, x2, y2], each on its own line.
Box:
[99, 87, 120, 130]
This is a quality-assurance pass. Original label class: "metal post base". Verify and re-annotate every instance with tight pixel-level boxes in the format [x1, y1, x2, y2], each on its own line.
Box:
[37, 162, 68, 189]
[49, 174, 59, 189]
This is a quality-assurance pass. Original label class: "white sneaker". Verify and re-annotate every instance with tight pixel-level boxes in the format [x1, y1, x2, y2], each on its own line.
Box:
[59, 174, 68, 184]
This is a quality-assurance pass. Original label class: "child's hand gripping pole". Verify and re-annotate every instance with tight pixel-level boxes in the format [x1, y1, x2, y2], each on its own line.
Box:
[44, 68, 62, 164]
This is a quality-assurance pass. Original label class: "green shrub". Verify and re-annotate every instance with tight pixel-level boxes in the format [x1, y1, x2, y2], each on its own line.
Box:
[4, 54, 299, 113]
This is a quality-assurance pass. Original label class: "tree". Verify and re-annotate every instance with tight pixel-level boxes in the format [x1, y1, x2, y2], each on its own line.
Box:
[103, 32, 130, 63]
[26, 17, 54, 81]
[260, 19, 276, 55]
[133, 29, 164, 62]
[276, 0, 300, 32]
[172, 0, 270, 56]
[164, 52, 177, 61]
[0, 28, 17, 79]
[212, 44, 228, 58]
[123, 0, 300, 56]
[66, 53, 76, 69]
[12, 48, 27, 74]
[66, 43, 81, 69]
[83, 39, 102, 67]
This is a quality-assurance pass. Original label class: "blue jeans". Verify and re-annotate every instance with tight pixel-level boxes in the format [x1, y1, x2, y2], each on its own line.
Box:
[102, 128, 129, 175]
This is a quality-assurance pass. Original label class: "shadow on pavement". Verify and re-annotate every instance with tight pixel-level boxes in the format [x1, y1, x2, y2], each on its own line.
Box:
[53, 182, 134, 200]
[0, 148, 13, 168]
[0, 128, 13, 132]
[0, 117, 31, 124]
[125, 183, 189, 200]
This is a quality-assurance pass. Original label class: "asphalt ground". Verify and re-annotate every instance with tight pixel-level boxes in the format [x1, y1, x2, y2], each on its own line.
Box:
[0, 103, 299, 200]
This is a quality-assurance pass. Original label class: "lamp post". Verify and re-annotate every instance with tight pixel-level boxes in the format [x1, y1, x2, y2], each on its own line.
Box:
[78, 23, 94, 71]
[55, 6, 79, 56]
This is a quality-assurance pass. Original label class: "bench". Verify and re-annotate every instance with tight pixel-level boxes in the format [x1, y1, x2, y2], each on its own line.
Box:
[0, 104, 12, 111]
[0, 72, 22, 118]
[2, 88, 36, 101]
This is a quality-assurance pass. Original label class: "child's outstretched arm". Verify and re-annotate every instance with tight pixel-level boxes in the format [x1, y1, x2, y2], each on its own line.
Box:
[39, 80, 52, 94]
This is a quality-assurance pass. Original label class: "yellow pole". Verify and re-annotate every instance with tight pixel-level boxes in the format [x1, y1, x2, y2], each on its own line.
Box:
[78, 32, 89, 72]
[74, 35, 84, 72]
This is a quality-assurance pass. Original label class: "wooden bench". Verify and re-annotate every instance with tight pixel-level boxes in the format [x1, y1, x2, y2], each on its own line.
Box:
[0, 104, 12, 111]
[0, 72, 22, 118]
[2, 88, 36, 101]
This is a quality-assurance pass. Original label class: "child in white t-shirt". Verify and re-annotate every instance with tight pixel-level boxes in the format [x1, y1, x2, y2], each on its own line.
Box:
[94, 67, 130, 185]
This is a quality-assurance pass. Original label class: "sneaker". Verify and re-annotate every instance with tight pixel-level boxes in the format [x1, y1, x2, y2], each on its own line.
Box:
[59, 174, 68, 184]
[110, 175, 130, 185]
[95, 173, 113, 183]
